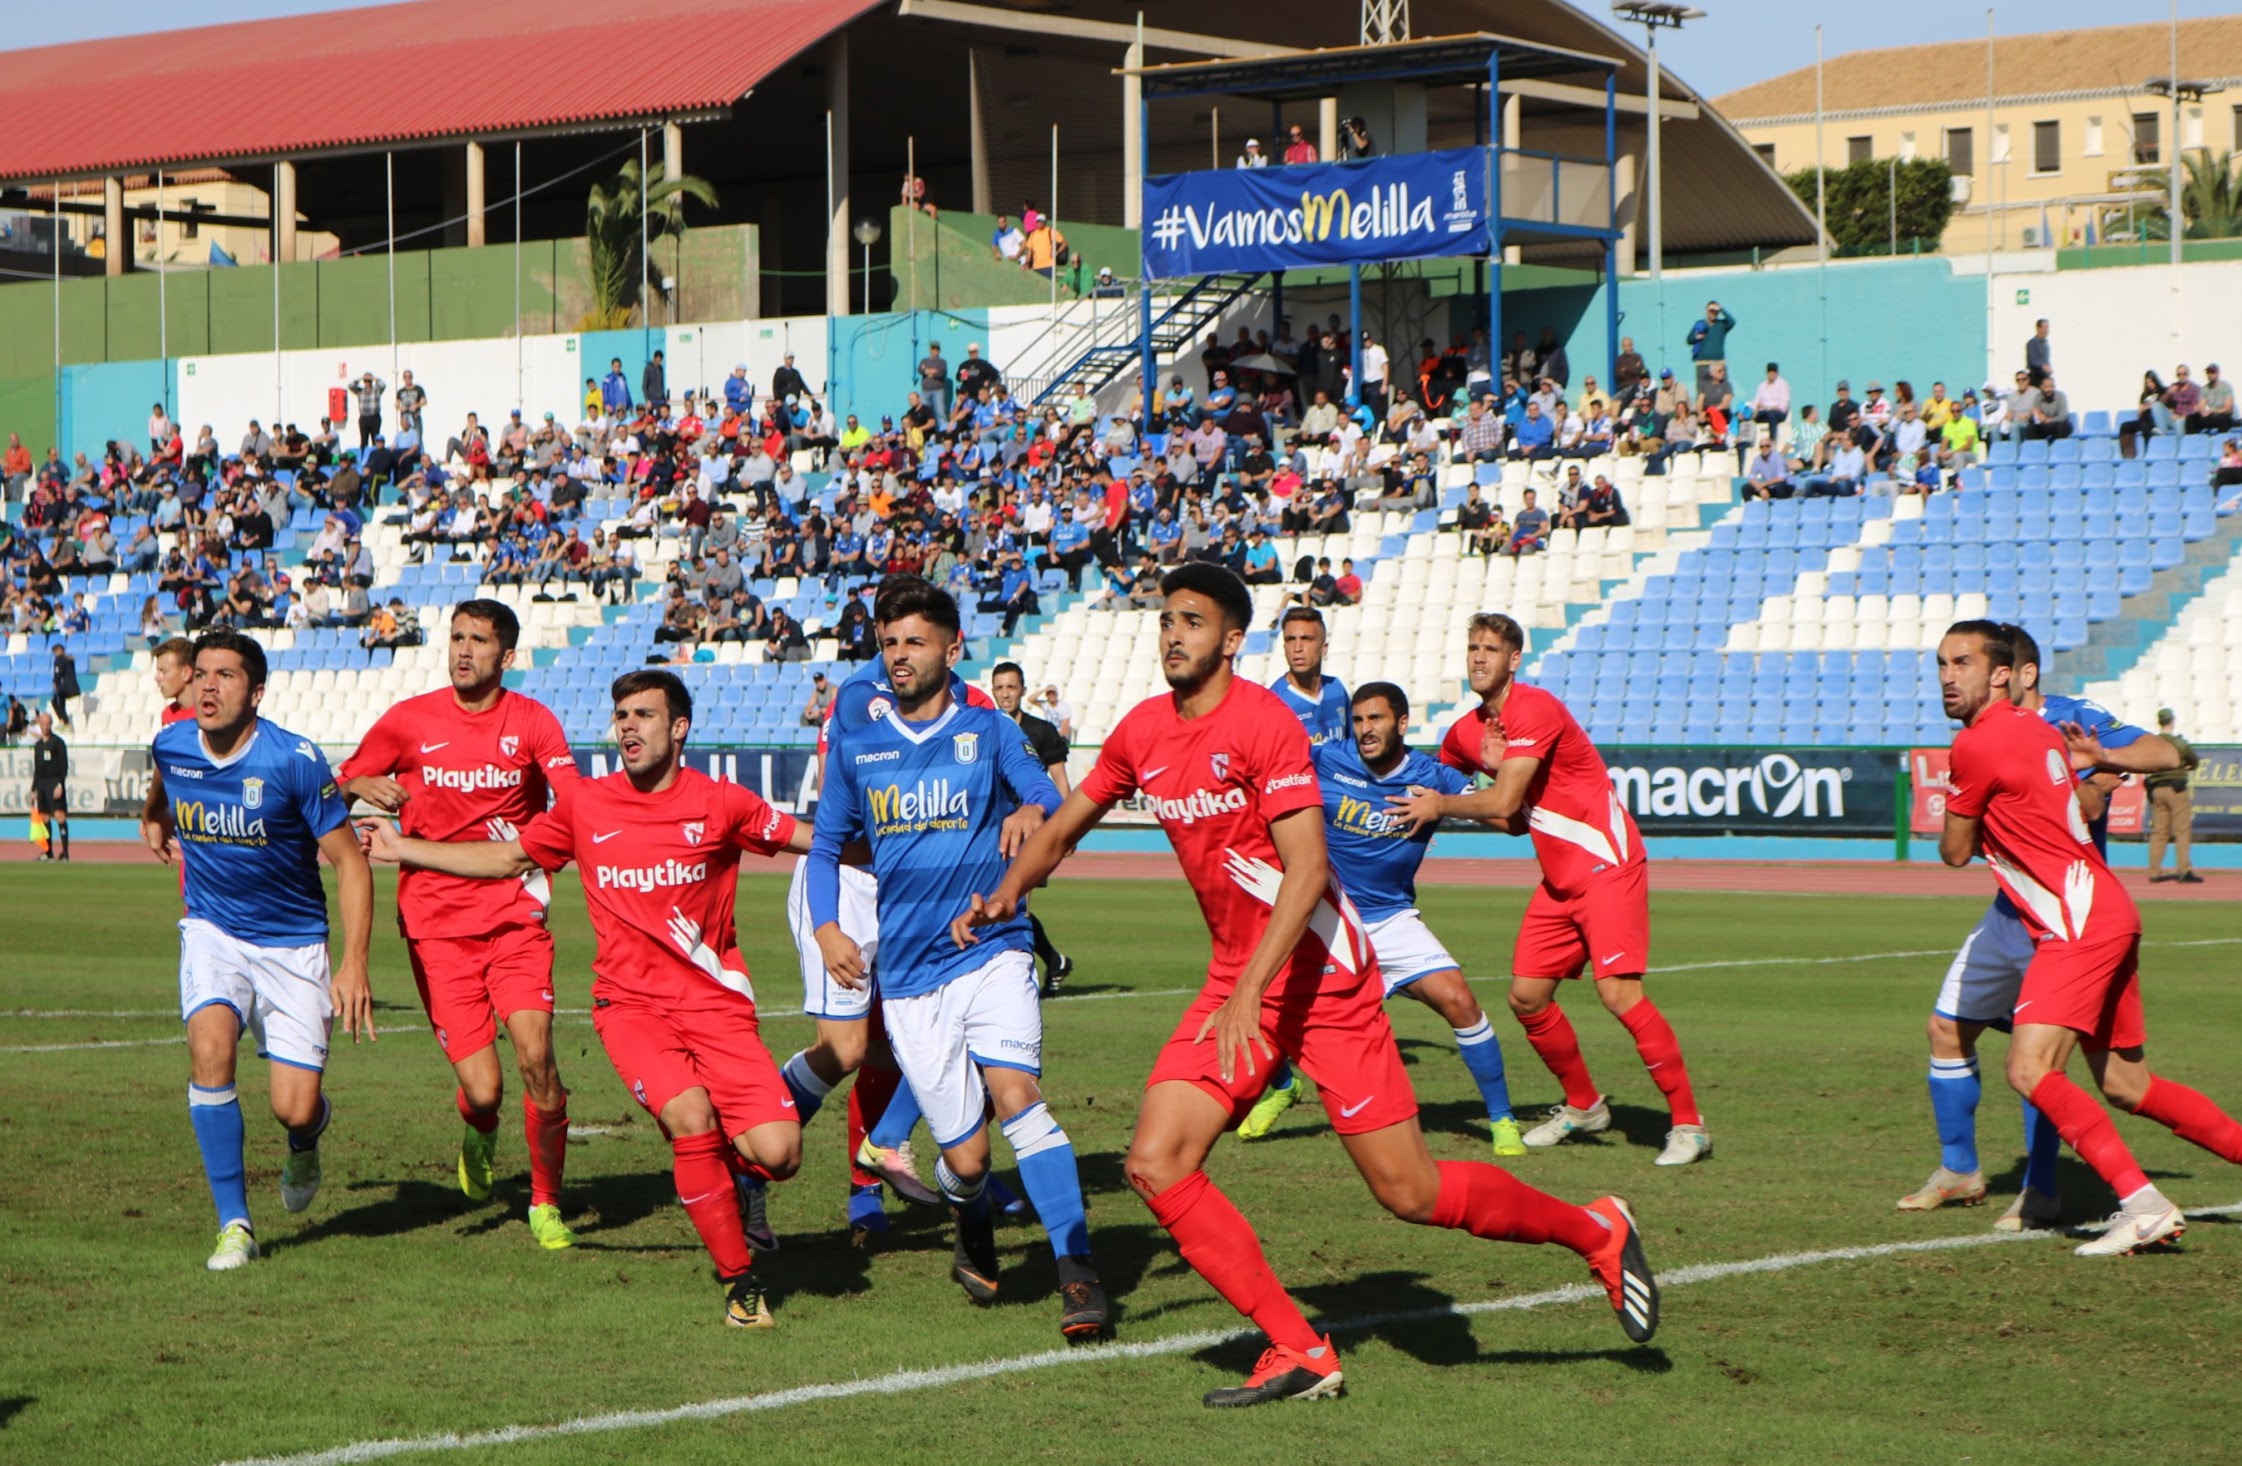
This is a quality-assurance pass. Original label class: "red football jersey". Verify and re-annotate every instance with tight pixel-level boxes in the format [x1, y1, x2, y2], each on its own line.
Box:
[1440, 682, 1643, 898]
[339, 688, 580, 939]
[1079, 677, 1372, 990]
[160, 702, 197, 726]
[1946, 701, 2138, 944]
[515, 766, 797, 1007]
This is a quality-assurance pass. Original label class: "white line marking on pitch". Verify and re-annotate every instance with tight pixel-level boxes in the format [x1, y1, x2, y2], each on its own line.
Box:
[216, 1199, 2242, 1466]
[8, 937, 2238, 1040]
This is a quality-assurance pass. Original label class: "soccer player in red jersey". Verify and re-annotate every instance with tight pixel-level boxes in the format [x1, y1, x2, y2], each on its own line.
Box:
[957, 565, 1657, 1407]
[338, 600, 583, 1250]
[154, 636, 199, 726]
[1390, 612, 1709, 1166]
[365, 668, 812, 1324]
[1937, 620, 2242, 1256]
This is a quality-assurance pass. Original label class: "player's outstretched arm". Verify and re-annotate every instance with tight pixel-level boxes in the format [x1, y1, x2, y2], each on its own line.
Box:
[1939, 810, 1983, 868]
[1388, 757, 1536, 835]
[357, 818, 537, 879]
[337, 773, 410, 813]
[953, 787, 1109, 947]
[317, 822, 378, 1045]
[1194, 806, 1325, 1084]
[2062, 723, 2182, 776]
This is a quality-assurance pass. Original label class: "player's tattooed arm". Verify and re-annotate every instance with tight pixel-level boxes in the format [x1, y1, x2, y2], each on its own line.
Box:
[1939, 809, 1983, 867]
[139, 764, 178, 864]
[356, 818, 537, 878]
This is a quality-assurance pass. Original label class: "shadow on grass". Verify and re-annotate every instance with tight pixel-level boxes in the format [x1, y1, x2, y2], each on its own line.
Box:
[0, 1397, 32, 1430]
[276, 1179, 466, 1250]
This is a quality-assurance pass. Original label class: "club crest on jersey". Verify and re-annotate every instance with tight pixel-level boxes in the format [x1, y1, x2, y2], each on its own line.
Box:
[240, 776, 264, 810]
[1210, 751, 1231, 782]
[681, 820, 705, 846]
[867, 696, 894, 722]
[500, 735, 520, 759]
[954, 732, 979, 765]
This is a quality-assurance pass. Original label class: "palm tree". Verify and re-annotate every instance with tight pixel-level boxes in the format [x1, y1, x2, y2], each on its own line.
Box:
[2124, 150, 2242, 244]
[581, 160, 719, 330]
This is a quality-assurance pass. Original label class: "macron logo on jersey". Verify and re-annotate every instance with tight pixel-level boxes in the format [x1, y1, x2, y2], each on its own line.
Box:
[422, 764, 526, 794]
[595, 858, 709, 892]
[1150, 785, 1250, 825]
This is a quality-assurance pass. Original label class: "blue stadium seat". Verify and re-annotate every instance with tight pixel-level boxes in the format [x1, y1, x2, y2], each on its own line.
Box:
[2144, 436, 2178, 462]
[2018, 439, 2051, 465]
[2180, 435, 2215, 462]
[2048, 463, 2082, 490]
[2151, 535, 2185, 571]
[2049, 438, 2083, 464]
[2081, 435, 2116, 463]
[1986, 439, 2018, 465]
[2081, 410, 2114, 436]
[2018, 465, 2052, 492]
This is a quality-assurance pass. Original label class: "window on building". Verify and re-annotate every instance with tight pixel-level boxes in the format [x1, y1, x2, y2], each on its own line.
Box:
[1993, 124, 2011, 164]
[1847, 134, 1873, 165]
[1946, 126, 1974, 177]
[2134, 111, 2161, 165]
[1754, 142, 1776, 166]
[180, 198, 200, 240]
[2085, 116, 2104, 157]
[2033, 120, 2061, 175]
[1900, 131, 1918, 162]
[2184, 106, 2204, 150]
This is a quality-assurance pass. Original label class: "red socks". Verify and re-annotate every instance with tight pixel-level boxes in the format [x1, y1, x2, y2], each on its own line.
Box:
[524, 1094, 569, 1208]
[1430, 1161, 1608, 1256]
[848, 1064, 902, 1190]
[456, 1087, 500, 1134]
[1618, 1001, 1701, 1127]
[2134, 1076, 2242, 1164]
[2029, 1073, 2148, 1199]
[1145, 1170, 1320, 1354]
[673, 1130, 753, 1279]
[1517, 1004, 1600, 1110]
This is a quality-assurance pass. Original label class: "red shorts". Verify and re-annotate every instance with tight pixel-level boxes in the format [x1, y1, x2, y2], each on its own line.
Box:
[2017, 929, 2144, 1052]
[1512, 861, 1651, 980]
[592, 991, 796, 1137]
[407, 925, 556, 1064]
[1148, 943, 1418, 1136]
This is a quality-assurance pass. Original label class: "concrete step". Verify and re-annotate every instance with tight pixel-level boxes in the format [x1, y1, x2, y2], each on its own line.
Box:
[2054, 512, 2242, 689]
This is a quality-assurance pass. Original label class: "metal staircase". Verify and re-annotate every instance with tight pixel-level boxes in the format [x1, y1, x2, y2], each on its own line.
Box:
[1023, 273, 1266, 408]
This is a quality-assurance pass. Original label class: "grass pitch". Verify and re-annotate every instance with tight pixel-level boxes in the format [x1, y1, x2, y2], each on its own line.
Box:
[3, 863, 2239, 1465]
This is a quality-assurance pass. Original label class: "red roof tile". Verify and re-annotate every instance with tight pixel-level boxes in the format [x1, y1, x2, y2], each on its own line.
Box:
[0, 0, 879, 183]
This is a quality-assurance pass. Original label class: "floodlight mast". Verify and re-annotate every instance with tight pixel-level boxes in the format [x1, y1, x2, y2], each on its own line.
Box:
[1612, 3, 1705, 288]
[2145, 73, 2220, 270]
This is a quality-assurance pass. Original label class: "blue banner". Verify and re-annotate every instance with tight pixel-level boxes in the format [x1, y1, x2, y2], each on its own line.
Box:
[571, 745, 822, 813]
[1142, 147, 1490, 277]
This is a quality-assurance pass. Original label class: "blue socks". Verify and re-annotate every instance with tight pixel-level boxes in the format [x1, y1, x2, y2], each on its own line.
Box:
[1929, 1055, 1982, 1174]
[2020, 1098, 2063, 1197]
[1266, 1060, 1296, 1094]
[189, 1083, 250, 1230]
[780, 1051, 833, 1124]
[868, 1076, 924, 1151]
[1452, 1018, 1515, 1125]
[1000, 1102, 1091, 1261]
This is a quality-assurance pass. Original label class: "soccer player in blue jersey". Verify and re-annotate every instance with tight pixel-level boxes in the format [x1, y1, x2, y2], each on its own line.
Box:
[1240, 606, 1350, 1138]
[807, 579, 1109, 1339]
[138, 630, 375, 1271]
[1311, 682, 1527, 1157]
[1902, 623, 2180, 1229]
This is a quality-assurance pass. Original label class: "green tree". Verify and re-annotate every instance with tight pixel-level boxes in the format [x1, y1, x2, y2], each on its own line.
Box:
[2125, 150, 2242, 242]
[1782, 158, 1957, 254]
[581, 160, 719, 331]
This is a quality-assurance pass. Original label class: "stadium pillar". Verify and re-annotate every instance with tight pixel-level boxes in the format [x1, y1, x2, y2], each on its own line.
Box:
[827, 31, 852, 317]
[1121, 38, 1142, 229]
[1604, 69, 1620, 388]
[664, 122, 683, 183]
[102, 177, 126, 276]
[970, 50, 993, 215]
[1348, 266, 1363, 401]
[1487, 51, 1502, 392]
[1500, 94, 1521, 266]
[273, 162, 297, 264]
[463, 143, 486, 249]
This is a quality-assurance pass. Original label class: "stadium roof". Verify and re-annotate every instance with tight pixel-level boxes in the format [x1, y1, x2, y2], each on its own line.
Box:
[0, 0, 880, 185]
[1717, 14, 2242, 122]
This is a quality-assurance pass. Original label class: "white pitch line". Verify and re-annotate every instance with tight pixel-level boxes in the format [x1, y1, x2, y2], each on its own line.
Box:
[217, 1199, 2242, 1466]
[1, 1024, 425, 1055]
[11, 938, 2239, 1041]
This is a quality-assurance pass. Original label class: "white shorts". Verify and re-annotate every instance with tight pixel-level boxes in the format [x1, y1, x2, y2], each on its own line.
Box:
[879, 949, 1041, 1149]
[788, 859, 881, 1020]
[178, 916, 333, 1072]
[1934, 903, 2038, 1027]
[1365, 909, 1462, 997]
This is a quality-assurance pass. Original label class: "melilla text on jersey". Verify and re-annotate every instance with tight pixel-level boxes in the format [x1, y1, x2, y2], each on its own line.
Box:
[1331, 789, 1414, 840]
[867, 777, 973, 836]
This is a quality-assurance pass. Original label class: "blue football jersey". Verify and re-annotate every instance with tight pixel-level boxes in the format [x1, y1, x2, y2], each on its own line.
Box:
[828, 658, 982, 745]
[1314, 741, 1471, 920]
[153, 718, 352, 945]
[808, 699, 1061, 996]
[1271, 673, 1351, 750]
[2039, 693, 2148, 855]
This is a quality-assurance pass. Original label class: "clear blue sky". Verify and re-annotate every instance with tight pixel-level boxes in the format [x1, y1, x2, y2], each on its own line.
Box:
[14, 0, 2240, 100]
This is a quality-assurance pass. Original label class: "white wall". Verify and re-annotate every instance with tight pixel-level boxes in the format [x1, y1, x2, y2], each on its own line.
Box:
[1984, 257, 2242, 420]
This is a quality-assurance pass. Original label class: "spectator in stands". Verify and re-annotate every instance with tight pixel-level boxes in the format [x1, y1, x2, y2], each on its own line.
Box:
[1804, 435, 1865, 498]
[1687, 299, 1734, 401]
[394, 369, 425, 437]
[771, 352, 811, 410]
[991, 213, 1025, 263]
[1510, 400, 1555, 460]
[3, 433, 29, 502]
[351, 373, 386, 448]
[1241, 528, 1283, 585]
[2002, 371, 2039, 441]
[1234, 137, 1269, 168]
[2025, 318, 2051, 387]
[642, 350, 668, 409]
[800, 669, 836, 727]
[1506, 488, 1548, 556]
[1890, 403, 1929, 478]
[1938, 405, 1981, 472]
[834, 598, 877, 661]
[2024, 373, 2073, 441]
[1745, 437, 1792, 500]
[2200, 364, 2237, 434]
[762, 607, 809, 664]
[1452, 396, 1502, 462]
[1283, 123, 1317, 164]
[1749, 362, 1789, 443]
[601, 357, 634, 417]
